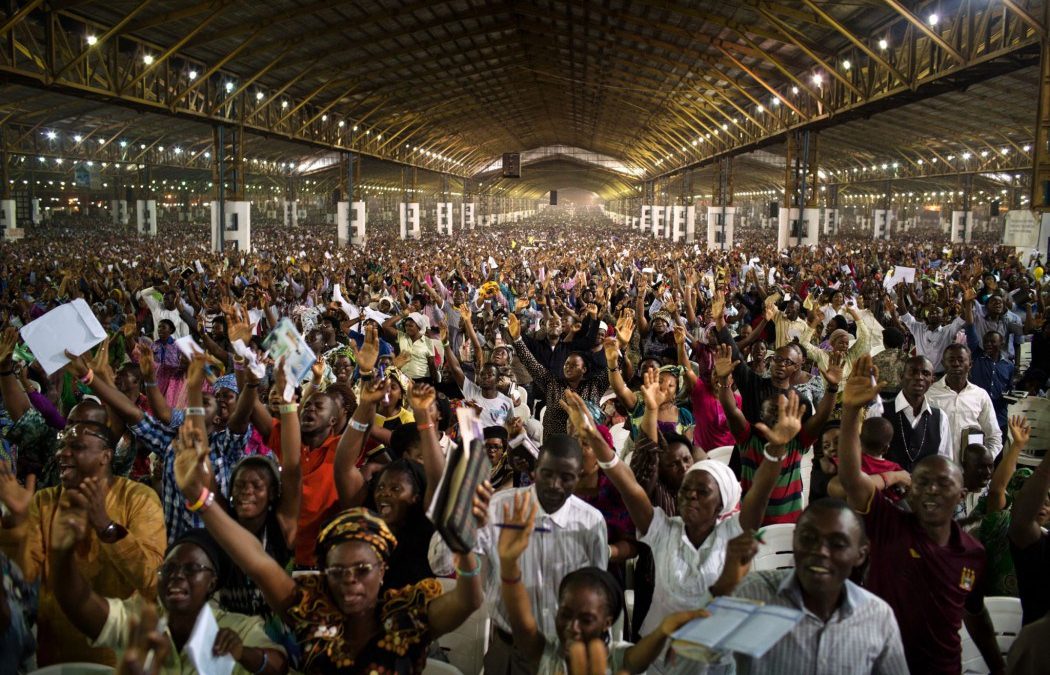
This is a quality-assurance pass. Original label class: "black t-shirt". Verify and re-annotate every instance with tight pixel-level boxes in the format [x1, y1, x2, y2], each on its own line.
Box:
[1011, 533, 1050, 624]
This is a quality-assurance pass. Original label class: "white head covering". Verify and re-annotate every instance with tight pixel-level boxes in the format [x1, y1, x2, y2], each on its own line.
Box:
[405, 311, 430, 332]
[685, 459, 742, 522]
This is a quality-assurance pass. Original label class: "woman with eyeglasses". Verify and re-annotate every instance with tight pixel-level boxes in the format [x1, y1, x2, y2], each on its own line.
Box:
[172, 419, 488, 674]
[50, 521, 288, 674]
[0, 408, 166, 667]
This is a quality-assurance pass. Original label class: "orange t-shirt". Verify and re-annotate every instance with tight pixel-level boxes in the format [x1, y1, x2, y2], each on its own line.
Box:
[269, 420, 341, 567]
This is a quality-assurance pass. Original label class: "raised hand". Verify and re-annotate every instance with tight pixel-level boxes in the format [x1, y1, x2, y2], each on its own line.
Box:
[50, 492, 89, 552]
[764, 303, 779, 322]
[226, 305, 252, 345]
[471, 480, 494, 528]
[496, 490, 538, 564]
[602, 336, 620, 368]
[615, 313, 634, 348]
[1008, 415, 1032, 447]
[0, 327, 20, 366]
[172, 421, 212, 500]
[457, 304, 473, 326]
[710, 290, 725, 321]
[358, 377, 392, 407]
[66, 476, 112, 533]
[753, 391, 803, 448]
[357, 324, 380, 373]
[842, 355, 881, 409]
[0, 462, 35, 524]
[135, 344, 156, 383]
[672, 324, 687, 346]
[116, 602, 170, 675]
[186, 352, 208, 392]
[88, 335, 115, 385]
[712, 530, 760, 596]
[506, 312, 520, 340]
[821, 350, 845, 387]
[122, 315, 139, 339]
[640, 367, 663, 410]
[407, 381, 437, 417]
[713, 343, 739, 379]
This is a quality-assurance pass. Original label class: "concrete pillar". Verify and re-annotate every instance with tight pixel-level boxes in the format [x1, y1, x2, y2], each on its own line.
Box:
[706, 206, 736, 251]
[399, 202, 420, 239]
[462, 202, 476, 229]
[873, 209, 893, 240]
[210, 200, 251, 252]
[0, 199, 23, 240]
[136, 199, 157, 236]
[30, 198, 41, 225]
[776, 207, 820, 250]
[685, 206, 696, 243]
[111, 199, 129, 225]
[951, 211, 973, 243]
[823, 208, 838, 235]
[437, 202, 453, 235]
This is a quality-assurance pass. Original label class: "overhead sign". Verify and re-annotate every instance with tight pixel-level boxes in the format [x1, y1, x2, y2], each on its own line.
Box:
[502, 153, 521, 178]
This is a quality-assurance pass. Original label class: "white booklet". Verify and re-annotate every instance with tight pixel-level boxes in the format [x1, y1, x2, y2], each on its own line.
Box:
[19, 298, 106, 375]
[671, 596, 803, 660]
[184, 604, 234, 675]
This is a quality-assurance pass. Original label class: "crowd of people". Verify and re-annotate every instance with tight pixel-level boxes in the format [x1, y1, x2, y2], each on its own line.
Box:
[0, 207, 1047, 675]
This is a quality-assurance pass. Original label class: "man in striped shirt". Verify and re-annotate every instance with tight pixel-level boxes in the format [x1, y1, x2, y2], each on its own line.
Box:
[708, 499, 908, 674]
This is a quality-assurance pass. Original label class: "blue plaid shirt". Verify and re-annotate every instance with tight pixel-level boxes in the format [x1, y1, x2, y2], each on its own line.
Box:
[130, 409, 249, 542]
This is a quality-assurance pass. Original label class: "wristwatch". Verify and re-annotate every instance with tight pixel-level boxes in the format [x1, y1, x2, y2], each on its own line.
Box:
[99, 521, 126, 543]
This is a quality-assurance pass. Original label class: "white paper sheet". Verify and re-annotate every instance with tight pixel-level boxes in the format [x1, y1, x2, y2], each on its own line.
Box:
[184, 604, 234, 675]
[20, 299, 106, 375]
[231, 339, 266, 379]
[332, 284, 360, 320]
[174, 335, 205, 359]
[882, 265, 916, 292]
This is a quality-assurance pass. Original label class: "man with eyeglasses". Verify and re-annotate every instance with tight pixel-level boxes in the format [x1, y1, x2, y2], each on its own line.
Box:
[0, 410, 166, 667]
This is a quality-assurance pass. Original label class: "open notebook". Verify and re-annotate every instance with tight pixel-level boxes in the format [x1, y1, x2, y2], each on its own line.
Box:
[671, 596, 803, 661]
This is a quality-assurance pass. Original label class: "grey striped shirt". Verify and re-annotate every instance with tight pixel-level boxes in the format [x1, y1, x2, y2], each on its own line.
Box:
[732, 570, 909, 675]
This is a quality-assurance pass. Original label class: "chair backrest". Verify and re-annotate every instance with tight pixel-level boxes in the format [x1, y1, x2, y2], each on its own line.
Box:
[28, 665, 115, 675]
[1006, 397, 1050, 467]
[959, 596, 1022, 674]
[436, 578, 489, 675]
[751, 523, 796, 571]
[707, 445, 734, 464]
[423, 659, 465, 675]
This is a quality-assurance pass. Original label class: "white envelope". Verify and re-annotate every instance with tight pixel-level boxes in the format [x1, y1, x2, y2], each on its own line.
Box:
[20, 299, 106, 375]
[184, 604, 234, 675]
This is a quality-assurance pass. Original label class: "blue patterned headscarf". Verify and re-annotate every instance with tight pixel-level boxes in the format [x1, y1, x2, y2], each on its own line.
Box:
[213, 374, 239, 395]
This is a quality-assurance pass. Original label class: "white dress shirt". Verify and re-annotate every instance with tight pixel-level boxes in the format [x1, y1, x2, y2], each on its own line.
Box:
[926, 378, 1003, 462]
[900, 313, 966, 373]
[428, 485, 608, 636]
[868, 392, 953, 462]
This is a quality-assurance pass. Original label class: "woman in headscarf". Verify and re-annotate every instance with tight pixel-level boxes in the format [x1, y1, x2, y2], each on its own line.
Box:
[497, 490, 708, 675]
[561, 389, 802, 674]
[604, 338, 693, 441]
[172, 422, 487, 674]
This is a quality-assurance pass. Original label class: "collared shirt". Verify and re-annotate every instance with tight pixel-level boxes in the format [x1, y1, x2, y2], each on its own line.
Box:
[428, 485, 608, 636]
[800, 318, 871, 381]
[0, 478, 166, 667]
[971, 302, 1023, 360]
[900, 313, 966, 373]
[855, 307, 886, 356]
[731, 570, 909, 675]
[640, 507, 742, 638]
[772, 314, 808, 349]
[965, 324, 1014, 429]
[926, 378, 1003, 462]
[870, 392, 954, 462]
[130, 410, 250, 542]
[92, 595, 283, 674]
[396, 331, 438, 379]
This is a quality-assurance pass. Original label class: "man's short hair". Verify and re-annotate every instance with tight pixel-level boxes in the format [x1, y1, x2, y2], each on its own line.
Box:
[802, 497, 867, 542]
[539, 433, 583, 465]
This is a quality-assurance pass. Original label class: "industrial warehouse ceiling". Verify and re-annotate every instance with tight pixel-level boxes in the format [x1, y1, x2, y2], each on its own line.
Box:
[0, 0, 1044, 200]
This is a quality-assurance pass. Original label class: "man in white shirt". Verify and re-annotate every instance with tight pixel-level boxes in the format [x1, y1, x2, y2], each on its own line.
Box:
[926, 344, 1003, 463]
[899, 305, 965, 376]
[429, 434, 608, 675]
[136, 287, 191, 340]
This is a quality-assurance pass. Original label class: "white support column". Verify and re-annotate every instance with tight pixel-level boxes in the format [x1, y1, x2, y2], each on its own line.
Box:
[0, 199, 23, 240]
[685, 205, 696, 243]
[951, 211, 973, 243]
[652, 205, 664, 237]
[437, 202, 453, 235]
[776, 208, 820, 250]
[462, 202, 476, 229]
[30, 198, 41, 225]
[291, 200, 299, 228]
[822, 208, 838, 235]
[337, 201, 350, 247]
[873, 209, 892, 240]
[351, 201, 366, 247]
[400, 202, 420, 239]
[210, 201, 251, 252]
[706, 206, 736, 251]
[641, 205, 652, 233]
[135, 199, 157, 236]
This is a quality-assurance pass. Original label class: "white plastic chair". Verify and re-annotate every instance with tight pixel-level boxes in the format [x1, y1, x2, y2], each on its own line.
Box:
[960, 596, 1022, 674]
[437, 578, 489, 675]
[706, 445, 734, 464]
[800, 454, 814, 508]
[29, 665, 115, 674]
[1006, 397, 1050, 468]
[424, 659, 465, 675]
[751, 523, 796, 571]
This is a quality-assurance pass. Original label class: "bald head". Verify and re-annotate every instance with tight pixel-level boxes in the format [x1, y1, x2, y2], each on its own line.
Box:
[67, 399, 109, 425]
